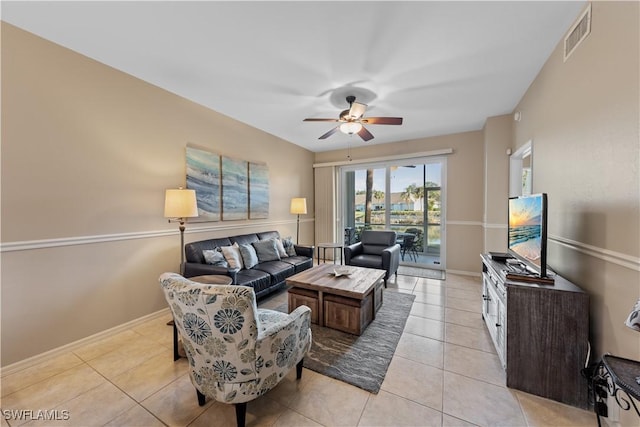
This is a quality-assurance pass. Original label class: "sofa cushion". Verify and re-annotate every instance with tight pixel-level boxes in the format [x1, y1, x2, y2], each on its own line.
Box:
[185, 237, 232, 263]
[230, 233, 260, 246]
[281, 236, 297, 257]
[275, 238, 288, 258]
[221, 243, 244, 270]
[361, 231, 397, 256]
[252, 238, 281, 263]
[234, 269, 272, 293]
[203, 249, 229, 267]
[257, 231, 280, 241]
[254, 261, 295, 284]
[362, 245, 387, 256]
[348, 254, 385, 270]
[281, 255, 313, 273]
[239, 244, 259, 269]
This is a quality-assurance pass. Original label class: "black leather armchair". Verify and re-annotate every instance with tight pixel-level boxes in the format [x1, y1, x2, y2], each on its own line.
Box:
[344, 230, 401, 286]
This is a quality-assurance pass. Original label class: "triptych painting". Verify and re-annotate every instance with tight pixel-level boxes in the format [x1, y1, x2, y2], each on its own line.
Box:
[186, 145, 269, 221]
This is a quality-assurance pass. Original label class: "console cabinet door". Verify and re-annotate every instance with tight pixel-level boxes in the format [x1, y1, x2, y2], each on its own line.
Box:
[506, 285, 589, 408]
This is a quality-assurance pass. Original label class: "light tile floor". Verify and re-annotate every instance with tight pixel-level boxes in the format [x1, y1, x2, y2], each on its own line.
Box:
[1, 272, 596, 426]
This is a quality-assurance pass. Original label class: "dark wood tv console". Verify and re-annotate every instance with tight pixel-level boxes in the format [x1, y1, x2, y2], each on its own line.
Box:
[481, 254, 590, 409]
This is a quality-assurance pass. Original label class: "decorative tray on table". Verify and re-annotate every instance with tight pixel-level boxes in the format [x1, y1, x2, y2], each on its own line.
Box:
[332, 267, 352, 277]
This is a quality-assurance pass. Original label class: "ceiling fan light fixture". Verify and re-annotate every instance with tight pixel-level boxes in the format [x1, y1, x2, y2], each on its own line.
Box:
[304, 95, 402, 142]
[340, 122, 362, 135]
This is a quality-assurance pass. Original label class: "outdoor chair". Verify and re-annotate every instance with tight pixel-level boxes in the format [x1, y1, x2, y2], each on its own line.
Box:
[401, 233, 419, 262]
[404, 227, 424, 252]
[159, 272, 312, 427]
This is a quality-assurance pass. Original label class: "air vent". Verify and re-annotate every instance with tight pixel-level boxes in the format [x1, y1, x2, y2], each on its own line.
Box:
[564, 4, 592, 62]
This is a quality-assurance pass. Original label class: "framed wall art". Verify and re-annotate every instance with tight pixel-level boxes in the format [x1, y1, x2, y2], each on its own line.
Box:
[186, 145, 220, 221]
[249, 162, 269, 219]
[221, 156, 248, 220]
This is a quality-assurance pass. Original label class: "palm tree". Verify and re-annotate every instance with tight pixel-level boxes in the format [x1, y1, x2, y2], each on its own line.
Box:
[363, 171, 387, 228]
[364, 169, 373, 227]
[425, 181, 440, 212]
[401, 183, 425, 210]
[401, 182, 441, 211]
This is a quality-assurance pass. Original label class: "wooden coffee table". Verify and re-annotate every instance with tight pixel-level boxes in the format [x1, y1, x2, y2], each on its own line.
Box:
[286, 264, 385, 335]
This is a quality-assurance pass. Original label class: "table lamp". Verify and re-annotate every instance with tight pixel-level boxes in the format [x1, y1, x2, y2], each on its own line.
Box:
[290, 197, 307, 244]
[164, 188, 198, 268]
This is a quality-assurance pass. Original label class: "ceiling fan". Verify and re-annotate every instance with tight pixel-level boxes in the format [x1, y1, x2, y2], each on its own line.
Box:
[303, 96, 403, 142]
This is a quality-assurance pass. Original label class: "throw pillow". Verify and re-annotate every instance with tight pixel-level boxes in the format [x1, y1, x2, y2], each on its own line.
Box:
[281, 236, 297, 257]
[275, 238, 288, 258]
[221, 243, 244, 270]
[239, 243, 259, 269]
[252, 238, 281, 263]
[203, 249, 229, 268]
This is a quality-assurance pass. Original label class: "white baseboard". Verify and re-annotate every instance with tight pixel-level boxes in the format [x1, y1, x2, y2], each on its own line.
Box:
[1, 308, 171, 377]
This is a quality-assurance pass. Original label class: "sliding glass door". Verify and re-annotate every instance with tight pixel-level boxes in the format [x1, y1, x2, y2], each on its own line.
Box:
[341, 157, 446, 270]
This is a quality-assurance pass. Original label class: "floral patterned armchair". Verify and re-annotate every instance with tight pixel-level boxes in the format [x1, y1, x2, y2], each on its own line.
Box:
[159, 273, 312, 427]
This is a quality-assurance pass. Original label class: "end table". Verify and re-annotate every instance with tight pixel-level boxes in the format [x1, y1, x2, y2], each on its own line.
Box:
[316, 242, 344, 265]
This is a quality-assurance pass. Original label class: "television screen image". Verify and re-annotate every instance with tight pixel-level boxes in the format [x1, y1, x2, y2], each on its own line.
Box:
[508, 193, 548, 277]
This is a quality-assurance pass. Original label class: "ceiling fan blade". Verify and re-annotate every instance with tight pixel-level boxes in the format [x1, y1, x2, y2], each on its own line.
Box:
[319, 126, 340, 140]
[304, 118, 340, 122]
[357, 126, 374, 142]
[361, 117, 403, 125]
[349, 102, 367, 120]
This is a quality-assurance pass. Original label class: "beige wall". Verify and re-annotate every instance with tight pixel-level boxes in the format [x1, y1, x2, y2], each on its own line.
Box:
[512, 2, 640, 362]
[483, 115, 512, 253]
[314, 130, 485, 273]
[1, 23, 315, 365]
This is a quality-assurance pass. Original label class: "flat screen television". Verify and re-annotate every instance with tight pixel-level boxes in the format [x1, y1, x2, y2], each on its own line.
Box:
[508, 193, 548, 278]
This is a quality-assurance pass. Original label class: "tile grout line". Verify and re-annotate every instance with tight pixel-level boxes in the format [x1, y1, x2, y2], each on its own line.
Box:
[415, 277, 537, 426]
[87, 353, 170, 427]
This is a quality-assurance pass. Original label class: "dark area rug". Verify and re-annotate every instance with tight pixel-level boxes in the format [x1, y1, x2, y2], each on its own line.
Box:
[276, 290, 415, 394]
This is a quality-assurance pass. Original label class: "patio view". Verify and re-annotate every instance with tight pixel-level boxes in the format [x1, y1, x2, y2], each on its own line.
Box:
[342, 161, 444, 269]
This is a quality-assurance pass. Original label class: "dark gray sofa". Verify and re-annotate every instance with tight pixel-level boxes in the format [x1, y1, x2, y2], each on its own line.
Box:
[183, 231, 313, 298]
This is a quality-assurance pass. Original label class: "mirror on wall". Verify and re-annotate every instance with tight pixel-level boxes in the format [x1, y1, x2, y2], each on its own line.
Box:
[509, 141, 532, 197]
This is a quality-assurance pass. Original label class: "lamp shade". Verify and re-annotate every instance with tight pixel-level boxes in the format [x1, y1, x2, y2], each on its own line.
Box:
[164, 188, 198, 219]
[290, 197, 307, 215]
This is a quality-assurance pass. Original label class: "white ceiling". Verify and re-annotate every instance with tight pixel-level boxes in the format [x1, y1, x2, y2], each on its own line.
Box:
[2, 1, 585, 152]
